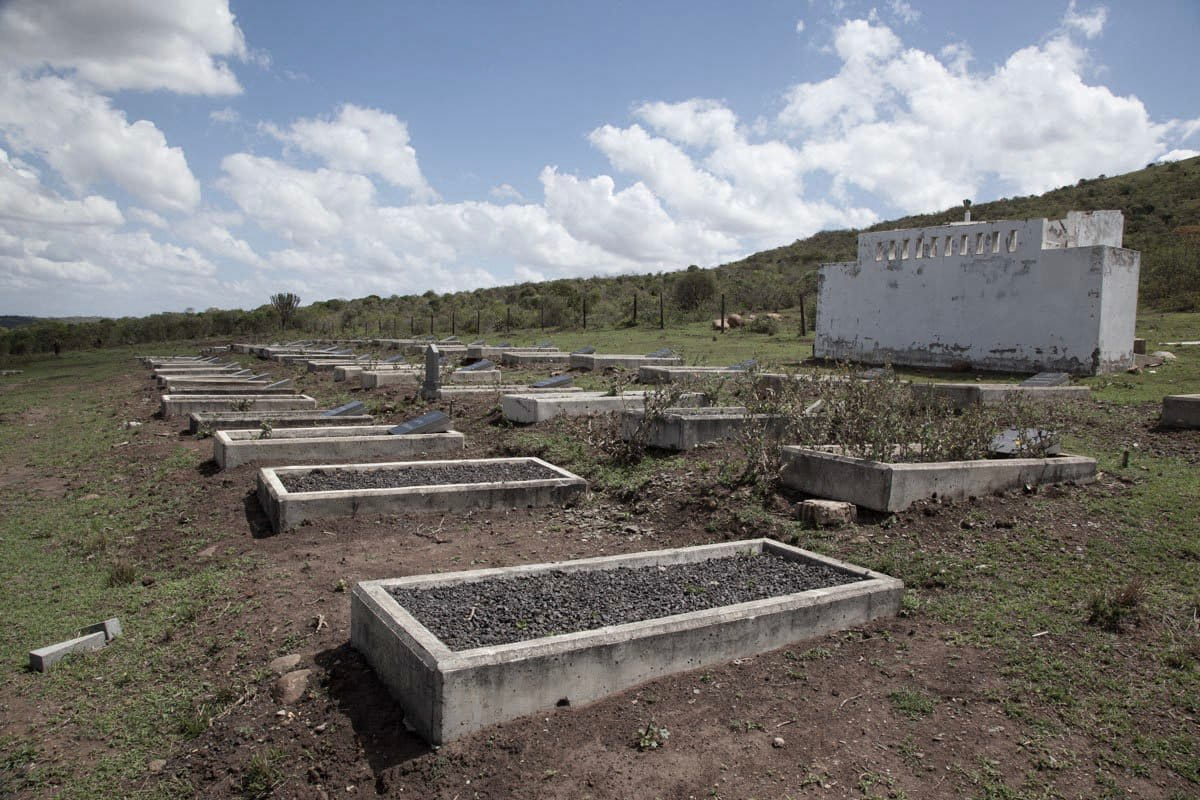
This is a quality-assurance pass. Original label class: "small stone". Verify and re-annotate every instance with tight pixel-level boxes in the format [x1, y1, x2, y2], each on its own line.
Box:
[82, 493, 101, 501]
[148, 759, 166, 773]
[1151, 350, 1177, 361]
[314, 722, 328, 733]
[268, 653, 302, 675]
[196, 545, 217, 559]
[772, 737, 785, 748]
[272, 669, 313, 704]
[796, 500, 856, 527]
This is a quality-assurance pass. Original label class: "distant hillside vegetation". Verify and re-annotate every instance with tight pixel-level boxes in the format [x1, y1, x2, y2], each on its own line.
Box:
[718, 155, 1200, 311]
[0, 315, 106, 329]
[2, 157, 1196, 358]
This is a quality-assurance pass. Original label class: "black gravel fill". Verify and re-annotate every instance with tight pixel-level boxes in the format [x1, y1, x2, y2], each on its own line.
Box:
[280, 460, 561, 493]
[390, 551, 864, 650]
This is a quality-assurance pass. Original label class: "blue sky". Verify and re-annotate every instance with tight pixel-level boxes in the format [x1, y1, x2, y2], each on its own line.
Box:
[1, 0, 1197, 317]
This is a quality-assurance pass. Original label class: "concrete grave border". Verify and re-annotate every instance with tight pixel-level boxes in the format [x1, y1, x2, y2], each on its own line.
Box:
[213, 426, 465, 470]
[257, 456, 587, 532]
[352, 538, 903, 744]
[779, 445, 1097, 512]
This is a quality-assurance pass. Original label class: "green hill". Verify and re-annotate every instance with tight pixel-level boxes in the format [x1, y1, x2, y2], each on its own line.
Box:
[717, 155, 1200, 311]
[2, 157, 1197, 358]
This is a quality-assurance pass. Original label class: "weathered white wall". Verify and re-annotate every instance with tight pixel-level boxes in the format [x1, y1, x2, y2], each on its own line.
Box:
[815, 212, 1139, 375]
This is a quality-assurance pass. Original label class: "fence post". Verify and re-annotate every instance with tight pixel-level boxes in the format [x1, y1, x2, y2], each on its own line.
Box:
[583, 297, 588, 329]
[633, 294, 638, 325]
[659, 292, 664, 329]
[429, 311, 434, 336]
[451, 309, 456, 336]
[720, 294, 726, 332]
[799, 293, 807, 335]
[476, 309, 481, 335]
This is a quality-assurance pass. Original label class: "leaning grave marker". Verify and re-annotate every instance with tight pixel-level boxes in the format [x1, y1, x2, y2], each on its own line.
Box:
[213, 425, 465, 470]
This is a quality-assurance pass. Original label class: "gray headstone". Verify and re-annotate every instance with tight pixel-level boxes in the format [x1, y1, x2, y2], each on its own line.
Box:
[531, 374, 573, 389]
[572, 346, 597, 354]
[469, 339, 485, 346]
[264, 379, 292, 390]
[421, 344, 442, 399]
[460, 358, 494, 371]
[321, 401, 366, 417]
[497, 341, 512, 348]
[730, 359, 757, 371]
[389, 410, 451, 436]
[332, 349, 354, 356]
[856, 367, 888, 380]
[988, 428, 1061, 457]
[249, 373, 271, 381]
[383, 354, 406, 364]
[536, 340, 553, 348]
[232, 369, 252, 376]
[439, 336, 460, 343]
[1021, 372, 1071, 387]
[645, 348, 673, 358]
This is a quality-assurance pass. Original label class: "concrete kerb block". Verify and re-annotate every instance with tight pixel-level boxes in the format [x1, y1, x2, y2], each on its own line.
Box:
[29, 618, 122, 672]
[1161, 394, 1200, 429]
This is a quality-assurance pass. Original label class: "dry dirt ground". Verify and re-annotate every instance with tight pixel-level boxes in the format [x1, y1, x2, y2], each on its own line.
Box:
[3, 356, 1198, 800]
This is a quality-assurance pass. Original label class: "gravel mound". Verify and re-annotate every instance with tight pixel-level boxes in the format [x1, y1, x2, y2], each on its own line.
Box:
[281, 460, 559, 492]
[391, 552, 862, 650]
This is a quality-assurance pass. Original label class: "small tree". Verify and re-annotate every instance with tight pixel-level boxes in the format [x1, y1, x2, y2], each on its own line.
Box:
[673, 266, 716, 312]
[271, 292, 301, 331]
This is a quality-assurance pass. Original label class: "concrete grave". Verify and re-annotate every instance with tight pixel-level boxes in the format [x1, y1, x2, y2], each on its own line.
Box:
[620, 406, 785, 451]
[912, 382, 1091, 409]
[1021, 372, 1072, 387]
[188, 410, 374, 434]
[161, 382, 296, 395]
[359, 370, 423, 388]
[815, 210, 1140, 374]
[213, 425, 465, 470]
[352, 538, 902, 743]
[431, 385, 584, 399]
[637, 365, 753, 384]
[1161, 395, 1200, 429]
[160, 394, 317, 419]
[257, 457, 587, 532]
[502, 391, 647, 424]
[779, 446, 1097, 512]
[569, 353, 684, 371]
[500, 350, 569, 367]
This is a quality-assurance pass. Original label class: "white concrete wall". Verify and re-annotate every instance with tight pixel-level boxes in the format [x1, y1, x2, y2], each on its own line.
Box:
[815, 212, 1139, 375]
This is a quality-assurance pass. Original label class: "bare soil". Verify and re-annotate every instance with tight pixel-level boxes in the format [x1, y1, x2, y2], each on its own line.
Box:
[5, 361, 1199, 799]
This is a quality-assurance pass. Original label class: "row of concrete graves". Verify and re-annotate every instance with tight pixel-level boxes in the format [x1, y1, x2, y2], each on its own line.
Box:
[136, 348, 913, 747]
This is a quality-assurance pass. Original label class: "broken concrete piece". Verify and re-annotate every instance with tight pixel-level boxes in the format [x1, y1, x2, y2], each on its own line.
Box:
[78, 617, 123, 642]
[29, 631, 107, 672]
[796, 499, 857, 527]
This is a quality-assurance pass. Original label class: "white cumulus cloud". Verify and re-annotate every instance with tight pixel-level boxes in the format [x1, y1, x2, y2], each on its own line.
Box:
[264, 104, 437, 201]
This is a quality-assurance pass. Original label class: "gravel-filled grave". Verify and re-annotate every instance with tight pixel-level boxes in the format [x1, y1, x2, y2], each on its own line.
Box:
[390, 552, 864, 650]
[279, 460, 560, 493]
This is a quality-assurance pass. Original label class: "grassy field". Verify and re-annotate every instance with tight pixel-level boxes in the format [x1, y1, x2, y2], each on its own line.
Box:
[0, 314, 1197, 799]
